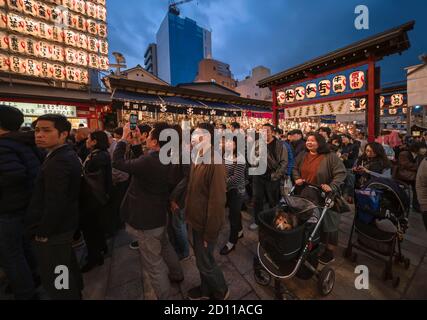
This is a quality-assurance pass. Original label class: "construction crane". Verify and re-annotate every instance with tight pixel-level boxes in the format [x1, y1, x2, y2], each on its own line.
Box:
[169, 0, 195, 16]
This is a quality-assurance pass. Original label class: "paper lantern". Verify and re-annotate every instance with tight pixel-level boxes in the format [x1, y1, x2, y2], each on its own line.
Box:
[0, 9, 7, 29]
[23, 19, 37, 36]
[380, 96, 385, 108]
[75, 0, 85, 14]
[23, 0, 37, 16]
[51, 6, 62, 25]
[0, 30, 8, 50]
[64, 29, 77, 46]
[65, 47, 77, 64]
[7, 13, 25, 33]
[36, 1, 49, 21]
[77, 33, 87, 49]
[25, 38, 39, 56]
[69, 13, 80, 29]
[99, 39, 108, 55]
[78, 68, 88, 84]
[98, 23, 107, 38]
[332, 75, 346, 93]
[38, 41, 52, 59]
[294, 86, 305, 101]
[388, 108, 397, 115]
[306, 83, 317, 99]
[26, 58, 39, 77]
[359, 98, 367, 110]
[76, 14, 86, 31]
[88, 53, 98, 68]
[349, 71, 365, 90]
[87, 2, 97, 18]
[0, 53, 10, 72]
[7, 0, 23, 12]
[391, 94, 404, 107]
[86, 19, 98, 35]
[8, 34, 21, 53]
[52, 45, 64, 61]
[10, 55, 26, 74]
[277, 91, 286, 105]
[76, 50, 87, 66]
[285, 88, 295, 103]
[51, 26, 63, 43]
[97, 0, 106, 6]
[318, 80, 331, 96]
[66, 65, 77, 82]
[63, 0, 75, 11]
[38, 60, 53, 78]
[99, 56, 109, 70]
[87, 36, 98, 52]
[97, 5, 106, 21]
[0, 0, 4, 6]
[52, 63, 65, 80]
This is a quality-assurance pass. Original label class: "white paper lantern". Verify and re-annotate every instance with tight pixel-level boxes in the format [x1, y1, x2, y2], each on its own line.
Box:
[77, 33, 87, 49]
[99, 39, 108, 55]
[332, 75, 347, 93]
[10, 55, 26, 74]
[52, 45, 64, 61]
[349, 71, 365, 90]
[306, 83, 317, 99]
[97, 5, 106, 21]
[23, 19, 37, 36]
[0, 53, 10, 72]
[76, 14, 86, 31]
[277, 91, 286, 105]
[99, 56, 109, 70]
[51, 6, 63, 25]
[8, 34, 21, 53]
[38, 41, 52, 59]
[25, 38, 39, 56]
[65, 47, 77, 64]
[76, 50, 87, 66]
[52, 63, 65, 80]
[79, 68, 88, 84]
[318, 80, 331, 96]
[88, 53, 98, 68]
[87, 2, 97, 18]
[7, 13, 24, 33]
[98, 23, 107, 38]
[66, 65, 77, 82]
[75, 0, 85, 14]
[63, 0, 75, 11]
[26, 58, 39, 77]
[87, 36, 98, 52]
[86, 19, 98, 35]
[285, 88, 295, 103]
[391, 94, 404, 107]
[64, 29, 77, 46]
[97, 0, 106, 6]
[36, 1, 49, 21]
[38, 60, 53, 78]
[0, 30, 8, 50]
[51, 26, 63, 43]
[23, 0, 37, 16]
[294, 86, 305, 101]
[7, 0, 23, 12]
[0, 9, 7, 29]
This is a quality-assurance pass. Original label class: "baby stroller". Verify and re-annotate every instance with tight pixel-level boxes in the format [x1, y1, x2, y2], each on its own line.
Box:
[253, 185, 337, 299]
[345, 177, 411, 288]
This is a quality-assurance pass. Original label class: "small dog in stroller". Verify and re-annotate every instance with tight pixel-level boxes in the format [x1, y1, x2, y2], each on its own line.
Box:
[273, 209, 298, 231]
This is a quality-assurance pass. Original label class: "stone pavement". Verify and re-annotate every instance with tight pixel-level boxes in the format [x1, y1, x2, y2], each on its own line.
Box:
[1, 208, 426, 300]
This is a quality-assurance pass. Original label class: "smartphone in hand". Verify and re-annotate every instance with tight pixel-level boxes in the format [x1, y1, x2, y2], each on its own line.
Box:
[129, 114, 138, 130]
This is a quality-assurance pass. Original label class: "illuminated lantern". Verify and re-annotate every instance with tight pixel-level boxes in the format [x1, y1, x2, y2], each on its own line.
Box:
[318, 80, 331, 96]
[0, 53, 10, 72]
[295, 86, 305, 101]
[332, 75, 346, 93]
[277, 91, 286, 105]
[98, 23, 107, 38]
[0, 9, 7, 29]
[52, 63, 65, 80]
[26, 58, 39, 77]
[285, 89, 295, 103]
[402, 107, 407, 114]
[38, 60, 52, 78]
[349, 71, 365, 90]
[391, 94, 404, 107]
[99, 56, 109, 70]
[97, 5, 106, 21]
[65, 47, 77, 64]
[77, 50, 87, 66]
[52, 45, 64, 61]
[38, 41, 52, 59]
[8, 34, 21, 53]
[51, 26, 63, 43]
[76, 14, 86, 31]
[23, 0, 37, 16]
[88, 36, 99, 52]
[359, 98, 367, 110]
[66, 65, 77, 82]
[25, 38, 39, 56]
[7, 13, 25, 33]
[99, 39, 108, 55]
[63, 0, 75, 11]
[389, 107, 397, 115]
[77, 33, 88, 49]
[0, 30, 8, 50]
[306, 83, 317, 99]
[10, 55, 26, 74]
[88, 53, 98, 68]
[380, 96, 385, 108]
[349, 100, 357, 112]
[51, 6, 62, 25]
[87, 2, 97, 18]
[64, 29, 77, 46]
[86, 19, 98, 35]
[79, 69, 88, 84]
[7, 0, 23, 11]
[36, 1, 49, 21]
[75, 0, 85, 14]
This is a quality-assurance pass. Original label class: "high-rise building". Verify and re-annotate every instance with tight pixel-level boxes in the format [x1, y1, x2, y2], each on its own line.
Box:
[156, 12, 212, 85]
[236, 66, 272, 101]
[195, 59, 237, 91]
[144, 44, 158, 77]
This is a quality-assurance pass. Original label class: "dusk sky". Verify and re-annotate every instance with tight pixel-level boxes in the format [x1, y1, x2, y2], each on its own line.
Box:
[106, 0, 427, 85]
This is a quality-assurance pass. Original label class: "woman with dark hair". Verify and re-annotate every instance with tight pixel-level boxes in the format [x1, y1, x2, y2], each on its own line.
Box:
[353, 142, 392, 188]
[80, 131, 112, 273]
[293, 133, 347, 264]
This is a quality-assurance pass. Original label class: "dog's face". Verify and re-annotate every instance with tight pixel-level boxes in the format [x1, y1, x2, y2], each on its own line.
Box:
[274, 212, 293, 231]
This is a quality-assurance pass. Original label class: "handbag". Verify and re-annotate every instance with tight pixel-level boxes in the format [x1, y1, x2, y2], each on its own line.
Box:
[83, 169, 110, 206]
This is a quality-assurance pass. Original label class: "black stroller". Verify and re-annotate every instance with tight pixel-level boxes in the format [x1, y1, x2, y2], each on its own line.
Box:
[345, 177, 411, 288]
[253, 186, 337, 299]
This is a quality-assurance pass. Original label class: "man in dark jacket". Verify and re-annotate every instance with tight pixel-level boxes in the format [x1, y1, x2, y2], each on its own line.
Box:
[113, 122, 183, 300]
[289, 129, 306, 158]
[250, 124, 288, 230]
[25, 114, 83, 300]
[0, 106, 42, 300]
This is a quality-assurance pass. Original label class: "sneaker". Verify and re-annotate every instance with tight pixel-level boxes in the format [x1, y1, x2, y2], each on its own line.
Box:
[129, 241, 139, 250]
[319, 250, 335, 265]
[249, 223, 258, 231]
[220, 243, 235, 256]
[187, 286, 210, 300]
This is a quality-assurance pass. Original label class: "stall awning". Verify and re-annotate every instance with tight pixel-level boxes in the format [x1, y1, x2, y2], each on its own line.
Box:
[113, 90, 162, 105]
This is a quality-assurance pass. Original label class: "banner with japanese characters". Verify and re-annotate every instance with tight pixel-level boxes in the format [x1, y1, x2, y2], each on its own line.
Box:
[0, 0, 109, 84]
[276, 67, 368, 106]
[285, 99, 352, 119]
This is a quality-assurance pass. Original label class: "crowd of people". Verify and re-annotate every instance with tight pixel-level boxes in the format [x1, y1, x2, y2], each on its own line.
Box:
[1, 103, 427, 300]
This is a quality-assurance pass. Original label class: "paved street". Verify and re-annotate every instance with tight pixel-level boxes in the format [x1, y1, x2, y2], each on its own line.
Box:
[1, 207, 426, 300]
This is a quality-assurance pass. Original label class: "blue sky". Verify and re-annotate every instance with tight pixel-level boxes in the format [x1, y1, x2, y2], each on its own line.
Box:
[106, 0, 427, 85]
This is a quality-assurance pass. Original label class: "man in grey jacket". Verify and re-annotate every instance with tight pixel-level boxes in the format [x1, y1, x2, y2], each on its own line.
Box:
[250, 124, 288, 230]
[416, 157, 427, 231]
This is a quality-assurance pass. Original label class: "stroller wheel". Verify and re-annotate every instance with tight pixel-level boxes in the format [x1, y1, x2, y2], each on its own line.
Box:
[254, 268, 271, 286]
[392, 276, 400, 288]
[318, 267, 335, 296]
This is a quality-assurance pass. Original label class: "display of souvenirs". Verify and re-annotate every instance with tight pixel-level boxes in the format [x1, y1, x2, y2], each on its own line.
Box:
[332, 75, 346, 93]
[295, 86, 305, 101]
[349, 71, 365, 90]
[0, 53, 9, 72]
[318, 80, 331, 96]
[306, 83, 317, 99]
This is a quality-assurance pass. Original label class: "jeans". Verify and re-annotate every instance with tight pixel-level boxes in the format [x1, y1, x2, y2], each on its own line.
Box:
[126, 224, 183, 300]
[0, 214, 37, 300]
[33, 231, 83, 300]
[253, 176, 281, 225]
[193, 229, 228, 299]
[169, 209, 190, 259]
[227, 189, 244, 244]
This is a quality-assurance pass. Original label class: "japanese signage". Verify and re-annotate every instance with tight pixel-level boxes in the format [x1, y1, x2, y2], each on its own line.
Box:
[0, 0, 108, 84]
[285, 99, 352, 119]
[277, 68, 367, 106]
[0, 101, 77, 117]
